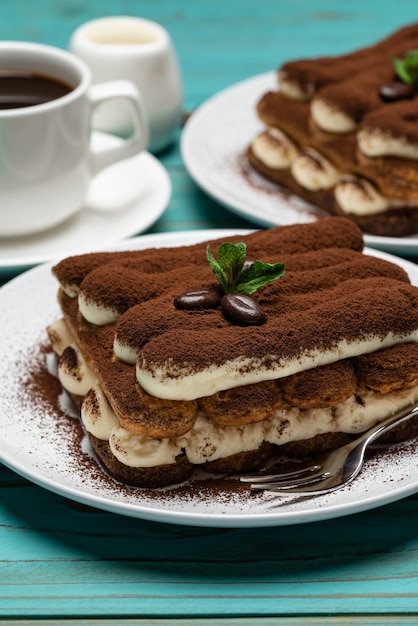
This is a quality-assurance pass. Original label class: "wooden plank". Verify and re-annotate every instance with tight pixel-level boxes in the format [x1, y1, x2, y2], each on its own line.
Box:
[1, 618, 418, 626]
[1, 476, 418, 617]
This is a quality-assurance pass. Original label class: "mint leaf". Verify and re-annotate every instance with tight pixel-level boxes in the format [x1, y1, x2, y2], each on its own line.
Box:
[393, 50, 418, 87]
[206, 244, 229, 293]
[393, 57, 413, 84]
[206, 242, 285, 295]
[217, 242, 246, 289]
[236, 260, 286, 295]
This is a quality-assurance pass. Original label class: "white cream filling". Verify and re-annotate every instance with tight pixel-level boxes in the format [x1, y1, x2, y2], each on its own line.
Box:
[80, 385, 418, 467]
[358, 128, 418, 160]
[81, 385, 119, 440]
[334, 178, 418, 214]
[136, 333, 418, 401]
[113, 338, 138, 365]
[177, 413, 265, 464]
[311, 98, 357, 133]
[62, 283, 80, 298]
[334, 176, 390, 216]
[265, 385, 418, 443]
[52, 318, 418, 469]
[254, 126, 418, 215]
[57, 345, 98, 397]
[78, 292, 120, 326]
[51, 318, 98, 396]
[47, 318, 77, 356]
[332, 386, 418, 434]
[54, 310, 418, 467]
[109, 427, 182, 468]
[252, 128, 299, 169]
[291, 148, 341, 190]
[278, 71, 315, 101]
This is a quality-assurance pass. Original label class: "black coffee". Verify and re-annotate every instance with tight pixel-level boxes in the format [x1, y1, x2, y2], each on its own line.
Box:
[0, 71, 73, 109]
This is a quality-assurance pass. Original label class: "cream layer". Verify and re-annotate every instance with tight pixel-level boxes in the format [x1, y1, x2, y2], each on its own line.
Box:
[358, 128, 418, 160]
[48, 319, 98, 396]
[251, 128, 298, 169]
[82, 378, 418, 467]
[334, 177, 390, 216]
[290, 148, 341, 191]
[79, 294, 120, 326]
[136, 333, 418, 401]
[50, 318, 418, 468]
[277, 71, 314, 101]
[251, 128, 418, 216]
[310, 97, 357, 133]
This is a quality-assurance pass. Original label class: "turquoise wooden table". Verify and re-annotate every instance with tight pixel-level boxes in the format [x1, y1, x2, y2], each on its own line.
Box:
[1, 1, 418, 624]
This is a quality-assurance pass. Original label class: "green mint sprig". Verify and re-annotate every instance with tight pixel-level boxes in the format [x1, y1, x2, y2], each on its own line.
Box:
[206, 242, 285, 296]
[392, 50, 418, 87]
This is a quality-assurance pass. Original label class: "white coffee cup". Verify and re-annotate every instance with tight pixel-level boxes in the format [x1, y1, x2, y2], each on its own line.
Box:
[0, 41, 148, 238]
[69, 16, 183, 153]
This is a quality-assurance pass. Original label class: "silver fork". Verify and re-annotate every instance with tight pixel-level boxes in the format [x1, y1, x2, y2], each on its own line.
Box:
[240, 401, 418, 495]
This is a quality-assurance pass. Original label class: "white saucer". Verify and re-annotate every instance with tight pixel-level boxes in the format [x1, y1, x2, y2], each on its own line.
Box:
[0, 131, 171, 276]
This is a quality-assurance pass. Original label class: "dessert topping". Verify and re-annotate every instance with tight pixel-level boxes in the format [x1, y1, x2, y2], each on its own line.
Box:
[379, 81, 414, 102]
[173, 242, 285, 326]
[206, 242, 285, 296]
[392, 50, 418, 88]
[174, 289, 221, 310]
[221, 293, 267, 326]
[380, 50, 418, 103]
[207, 241, 284, 324]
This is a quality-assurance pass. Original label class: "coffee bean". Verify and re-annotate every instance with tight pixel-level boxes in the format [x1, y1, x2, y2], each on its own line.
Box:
[379, 82, 414, 102]
[174, 289, 221, 310]
[221, 293, 266, 326]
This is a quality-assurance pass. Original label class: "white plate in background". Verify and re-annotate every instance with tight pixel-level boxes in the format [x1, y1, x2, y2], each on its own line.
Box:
[181, 72, 418, 257]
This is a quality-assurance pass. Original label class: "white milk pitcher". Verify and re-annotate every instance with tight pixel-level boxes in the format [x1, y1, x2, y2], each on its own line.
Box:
[70, 16, 183, 153]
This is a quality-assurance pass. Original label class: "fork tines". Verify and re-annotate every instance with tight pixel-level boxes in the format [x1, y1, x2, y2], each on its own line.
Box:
[240, 463, 330, 490]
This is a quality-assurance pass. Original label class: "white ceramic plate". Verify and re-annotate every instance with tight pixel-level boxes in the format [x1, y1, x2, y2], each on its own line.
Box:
[0, 132, 171, 277]
[1, 229, 418, 528]
[181, 72, 418, 257]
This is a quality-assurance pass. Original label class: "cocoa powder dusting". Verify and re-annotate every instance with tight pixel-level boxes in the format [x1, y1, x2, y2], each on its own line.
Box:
[281, 22, 418, 99]
[18, 339, 266, 503]
[361, 98, 418, 142]
[18, 340, 90, 474]
[137, 274, 417, 375]
[14, 333, 418, 508]
[56, 220, 418, 397]
[53, 218, 364, 291]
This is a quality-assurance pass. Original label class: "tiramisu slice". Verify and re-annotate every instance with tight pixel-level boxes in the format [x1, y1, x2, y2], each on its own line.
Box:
[248, 23, 418, 237]
[48, 218, 418, 488]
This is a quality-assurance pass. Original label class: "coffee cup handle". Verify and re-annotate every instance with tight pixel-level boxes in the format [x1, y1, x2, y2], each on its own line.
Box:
[87, 80, 149, 175]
